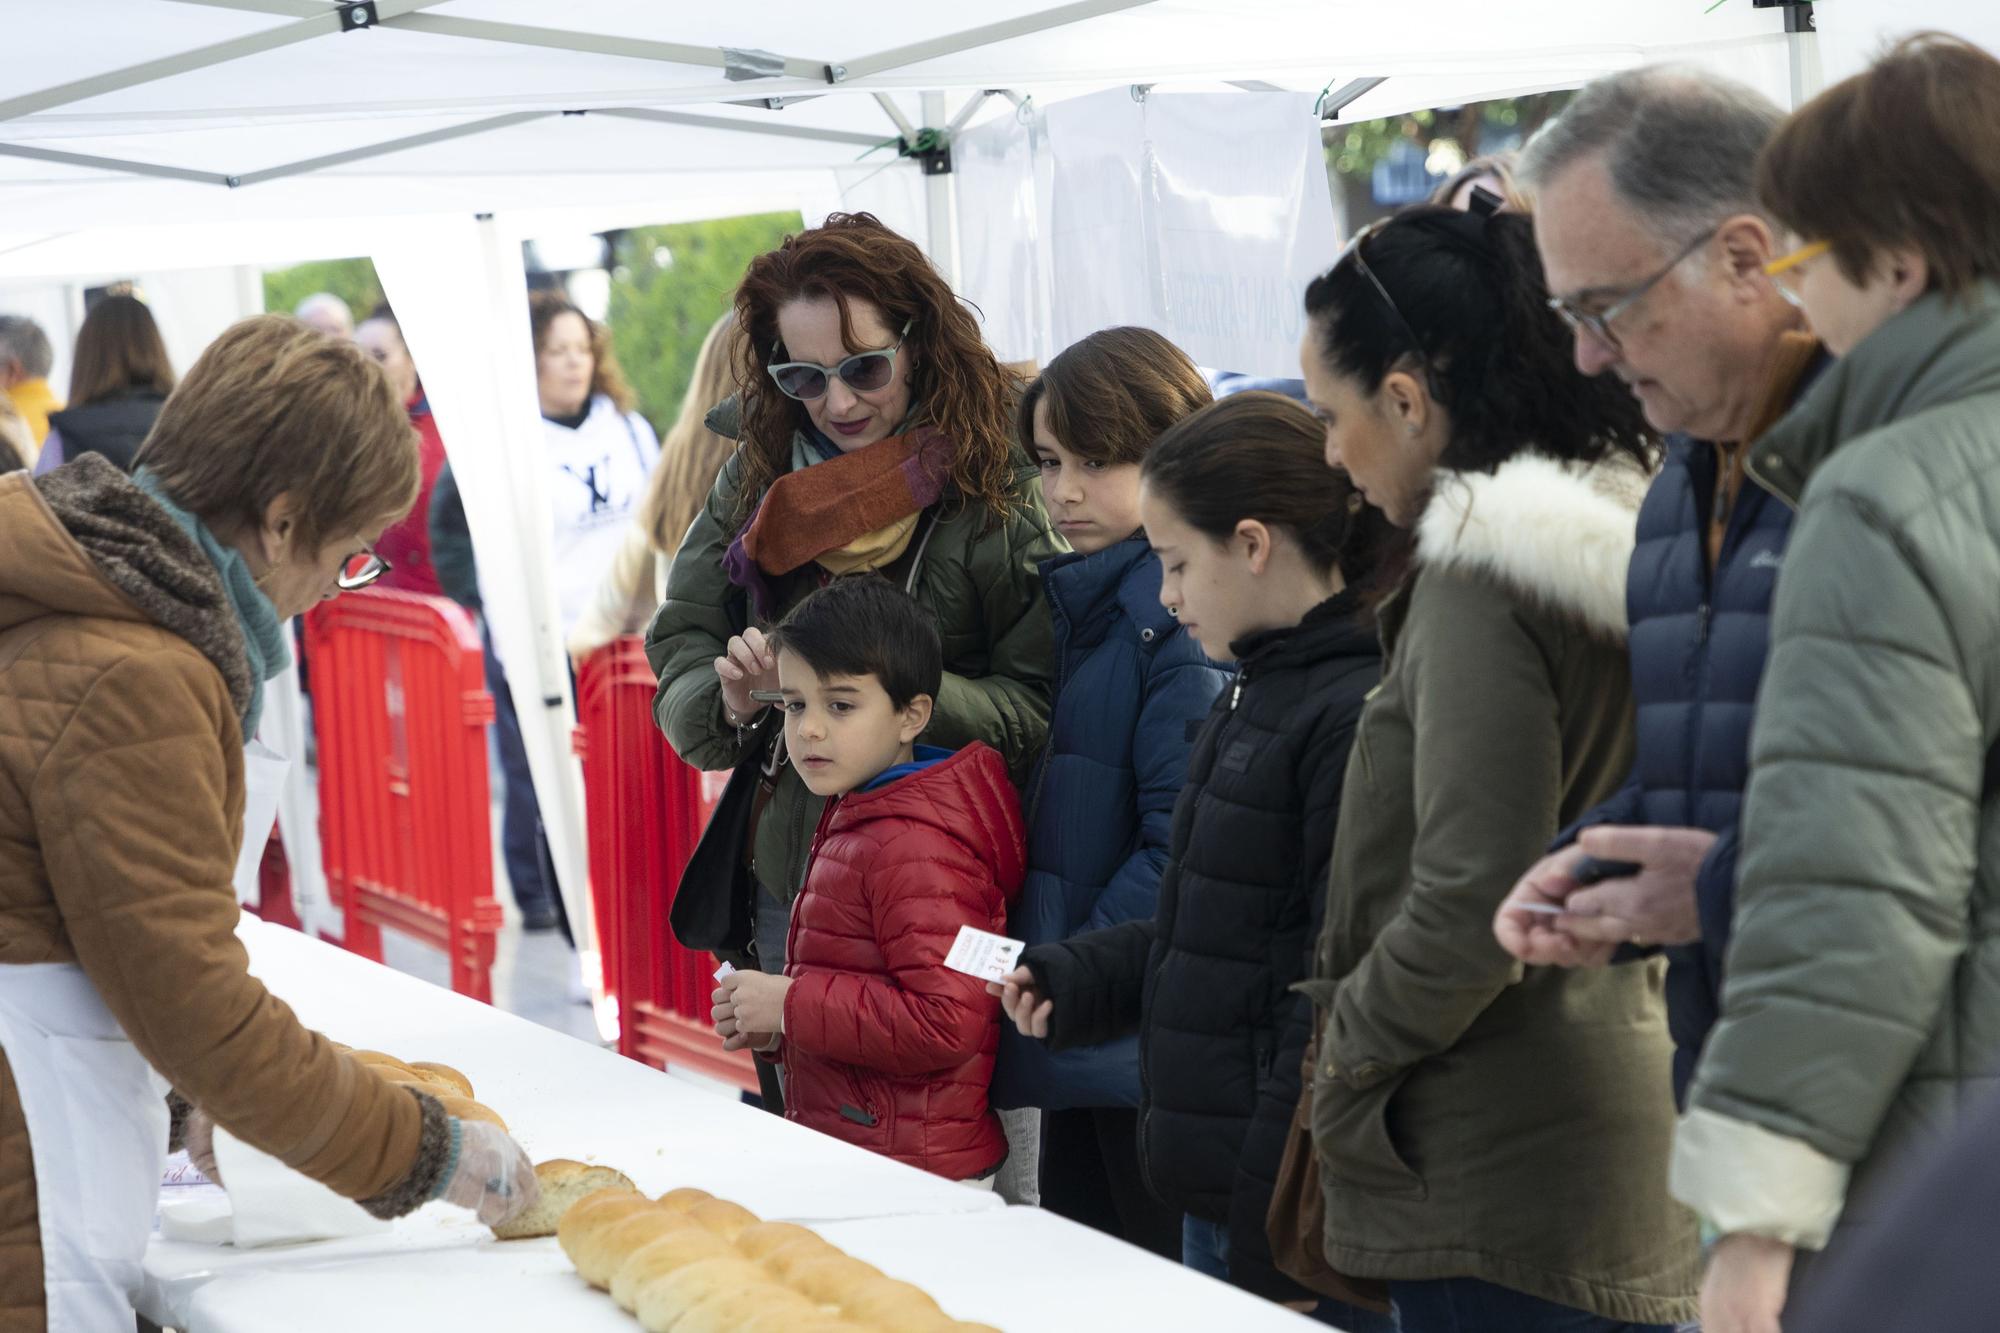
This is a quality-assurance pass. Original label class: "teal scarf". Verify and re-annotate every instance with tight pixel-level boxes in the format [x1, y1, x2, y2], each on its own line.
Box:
[134, 469, 291, 738]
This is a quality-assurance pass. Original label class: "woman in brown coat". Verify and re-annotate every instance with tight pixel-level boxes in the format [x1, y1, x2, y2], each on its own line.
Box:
[0, 315, 537, 1332]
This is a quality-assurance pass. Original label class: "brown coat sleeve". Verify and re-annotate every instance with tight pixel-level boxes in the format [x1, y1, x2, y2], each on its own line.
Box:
[30, 648, 423, 1200]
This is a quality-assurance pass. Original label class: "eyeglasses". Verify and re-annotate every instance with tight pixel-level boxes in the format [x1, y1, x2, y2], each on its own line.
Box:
[1547, 226, 1718, 354]
[1763, 239, 1830, 306]
[1336, 219, 1440, 398]
[337, 541, 391, 591]
[767, 320, 912, 401]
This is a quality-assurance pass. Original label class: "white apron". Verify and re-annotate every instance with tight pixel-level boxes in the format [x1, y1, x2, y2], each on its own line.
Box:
[0, 741, 287, 1329]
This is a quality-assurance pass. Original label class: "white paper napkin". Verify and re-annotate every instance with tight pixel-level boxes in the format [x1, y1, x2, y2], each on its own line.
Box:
[210, 1126, 390, 1247]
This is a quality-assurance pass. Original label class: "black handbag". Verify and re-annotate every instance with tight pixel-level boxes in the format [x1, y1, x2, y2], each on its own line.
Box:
[669, 712, 780, 961]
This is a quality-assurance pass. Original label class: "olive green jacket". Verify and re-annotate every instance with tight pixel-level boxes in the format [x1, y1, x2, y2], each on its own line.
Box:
[1673, 283, 2000, 1252]
[645, 429, 1062, 907]
[1304, 451, 1700, 1325]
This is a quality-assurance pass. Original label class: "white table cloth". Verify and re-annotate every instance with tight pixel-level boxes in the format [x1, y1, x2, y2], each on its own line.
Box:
[143, 920, 1319, 1332]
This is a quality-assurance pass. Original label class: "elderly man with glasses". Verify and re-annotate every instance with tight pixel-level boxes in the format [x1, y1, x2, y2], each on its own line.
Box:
[1493, 68, 1824, 1109]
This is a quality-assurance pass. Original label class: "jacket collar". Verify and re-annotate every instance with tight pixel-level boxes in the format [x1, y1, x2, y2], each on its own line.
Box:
[1229, 588, 1376, 669]
[1042, 536, 1177, 646]
[1750, 281, 2000, 506]
[1413, 448, 1651, 643]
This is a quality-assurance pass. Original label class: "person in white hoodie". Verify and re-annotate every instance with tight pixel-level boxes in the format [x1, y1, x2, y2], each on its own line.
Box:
[528, 290, 660, 638]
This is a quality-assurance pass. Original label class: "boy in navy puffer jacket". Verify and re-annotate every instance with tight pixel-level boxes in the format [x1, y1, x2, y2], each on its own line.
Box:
[987, 329, 1230, 1253]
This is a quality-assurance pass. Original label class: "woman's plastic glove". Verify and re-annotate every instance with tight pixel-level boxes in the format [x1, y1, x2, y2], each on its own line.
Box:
[434, 1118, 540, 1226]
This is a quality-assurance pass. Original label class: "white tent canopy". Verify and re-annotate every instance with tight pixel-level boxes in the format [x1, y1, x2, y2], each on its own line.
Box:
[2, 0, 1872, 1024]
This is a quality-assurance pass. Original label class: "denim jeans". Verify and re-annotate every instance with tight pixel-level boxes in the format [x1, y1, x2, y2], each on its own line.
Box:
[1182, 1216, 1398, 1332]
[1389, 1278, 1679, 1333]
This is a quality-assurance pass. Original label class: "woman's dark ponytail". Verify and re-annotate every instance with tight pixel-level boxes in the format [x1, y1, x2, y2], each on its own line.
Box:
[1303, 206, 1657, 475]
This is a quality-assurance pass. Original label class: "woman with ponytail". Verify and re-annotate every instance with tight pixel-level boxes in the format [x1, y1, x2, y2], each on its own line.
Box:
[995, 391, 1402, 1328]
[1294, 206, 1699, 1332]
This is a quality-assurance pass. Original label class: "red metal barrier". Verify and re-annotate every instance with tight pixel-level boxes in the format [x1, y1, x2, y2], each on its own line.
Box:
[574, 638, 754, 1092]
[306, 589, 501, 1002]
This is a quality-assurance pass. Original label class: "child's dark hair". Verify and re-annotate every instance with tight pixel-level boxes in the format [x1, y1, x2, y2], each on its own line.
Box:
[1017, 326, 1212, 466]
[1141, 391, 1405, 605]
[769, 575, 943, 710]
[1303, 206, 1657, 475]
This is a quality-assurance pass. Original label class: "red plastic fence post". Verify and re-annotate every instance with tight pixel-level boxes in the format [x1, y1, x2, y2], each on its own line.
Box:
[307, 591, 497, 1000]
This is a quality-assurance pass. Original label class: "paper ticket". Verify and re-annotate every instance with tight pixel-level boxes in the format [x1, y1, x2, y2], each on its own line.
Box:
[943, 924, 1026, 983]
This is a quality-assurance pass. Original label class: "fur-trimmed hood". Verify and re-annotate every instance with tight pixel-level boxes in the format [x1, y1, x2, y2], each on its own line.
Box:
[1414, 450, 1652, 642]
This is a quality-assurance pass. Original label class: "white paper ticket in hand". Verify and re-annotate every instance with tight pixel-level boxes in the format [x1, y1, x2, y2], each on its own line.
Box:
[943, 925, 1026, 983]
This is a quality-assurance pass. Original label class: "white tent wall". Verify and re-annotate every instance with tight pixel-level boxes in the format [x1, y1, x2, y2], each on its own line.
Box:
[955, 89, 1337, 377]
[1817, 0, 2000, 84]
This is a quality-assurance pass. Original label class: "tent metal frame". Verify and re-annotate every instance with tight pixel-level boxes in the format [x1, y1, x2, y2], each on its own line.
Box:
[1, 0, 1131, 189]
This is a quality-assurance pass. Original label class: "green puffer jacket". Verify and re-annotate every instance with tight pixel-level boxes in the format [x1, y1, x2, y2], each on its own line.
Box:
[645, 417, 1063, 910]
[1302, 451, 1699, 1326]
[1673, 283, 2000, 1253]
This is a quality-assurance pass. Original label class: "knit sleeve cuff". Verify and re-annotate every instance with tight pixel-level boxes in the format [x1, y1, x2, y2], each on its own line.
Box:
[1670, 1104, 1849, 1250]
[166, 1090, 193, 1155]
[357, 1090, 453, 1220]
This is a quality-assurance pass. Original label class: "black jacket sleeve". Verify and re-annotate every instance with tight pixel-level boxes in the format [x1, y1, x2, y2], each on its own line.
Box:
[1227, 691, 1361, 1301]
[1021, 919, 1155, 1053]
[426, 463, 481, 612]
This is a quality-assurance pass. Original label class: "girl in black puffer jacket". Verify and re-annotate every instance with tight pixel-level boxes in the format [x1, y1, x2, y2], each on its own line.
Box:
[1000, 392, 1400, 1327]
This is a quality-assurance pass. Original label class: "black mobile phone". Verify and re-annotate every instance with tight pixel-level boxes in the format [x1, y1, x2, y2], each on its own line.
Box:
[1573, 855, 1642, 886]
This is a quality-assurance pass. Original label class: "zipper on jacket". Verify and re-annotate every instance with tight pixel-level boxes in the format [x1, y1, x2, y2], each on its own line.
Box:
[1024, 576, 1075, 828]
[1696, 603, 1711, 646]
[838, 1103, 879, 1127]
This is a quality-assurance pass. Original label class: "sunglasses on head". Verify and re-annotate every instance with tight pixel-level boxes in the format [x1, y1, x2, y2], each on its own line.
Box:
[767, 320, 912, 401]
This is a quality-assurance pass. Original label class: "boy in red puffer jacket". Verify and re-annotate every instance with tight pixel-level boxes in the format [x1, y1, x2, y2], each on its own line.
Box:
[711, 575, 1026, 1185]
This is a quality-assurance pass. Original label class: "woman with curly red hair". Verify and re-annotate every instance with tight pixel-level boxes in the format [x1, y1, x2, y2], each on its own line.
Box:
[646, 212, 1062, 1009]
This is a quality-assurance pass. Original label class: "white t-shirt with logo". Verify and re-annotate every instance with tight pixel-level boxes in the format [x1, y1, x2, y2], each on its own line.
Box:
[547, 393, 659, 635]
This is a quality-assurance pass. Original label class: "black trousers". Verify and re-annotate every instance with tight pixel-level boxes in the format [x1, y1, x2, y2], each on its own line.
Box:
[1038, 1106, 1180, 1260]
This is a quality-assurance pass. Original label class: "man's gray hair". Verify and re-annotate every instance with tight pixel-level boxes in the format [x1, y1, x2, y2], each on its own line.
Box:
[0, 315, 54, 379]
[1520, 66, 1786, 247]
[294, 291, 354, 330]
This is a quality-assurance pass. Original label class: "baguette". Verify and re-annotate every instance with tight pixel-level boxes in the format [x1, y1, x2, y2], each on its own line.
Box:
[734, 1221, 828, 1263]
[656, 1186, 715, 1213]
[609, 1227, 737, 1312]
[688, 1197, 760, 1241]
[490, 1160, 635, 1240]
[633, 1256, 766, 1333]
[840, 1276, 952, 1333]
[582, 1209, 696, 1290]
[557, 1192, 657, 1267]
[407, 1061, 475, 1097]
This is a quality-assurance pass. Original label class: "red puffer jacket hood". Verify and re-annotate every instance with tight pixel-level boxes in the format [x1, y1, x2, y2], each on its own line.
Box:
[779, 742, 1026, 1181]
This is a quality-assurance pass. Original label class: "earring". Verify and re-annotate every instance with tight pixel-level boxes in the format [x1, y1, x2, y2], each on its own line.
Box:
[1405, 422, 1418, 437]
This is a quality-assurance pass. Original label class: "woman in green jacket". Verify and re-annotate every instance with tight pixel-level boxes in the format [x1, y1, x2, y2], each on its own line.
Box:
[645, 212, 1062, 983]
[1670, 35, 2000, 1333]
[1296, 206, 1700, 1331]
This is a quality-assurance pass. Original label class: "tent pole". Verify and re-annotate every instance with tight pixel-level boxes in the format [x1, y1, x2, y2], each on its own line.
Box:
[231, 111, 555, 186]
[385, 14, 831, 82]
[600, 108, 883, 148]
[922, 91, 959, 285]
[1319, 77, 1388, 120]
[873, 94, 919, 142]
[0, 142, 231, 185]
[833, 0, 1157, 83]
[0, 0, 453, 125]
